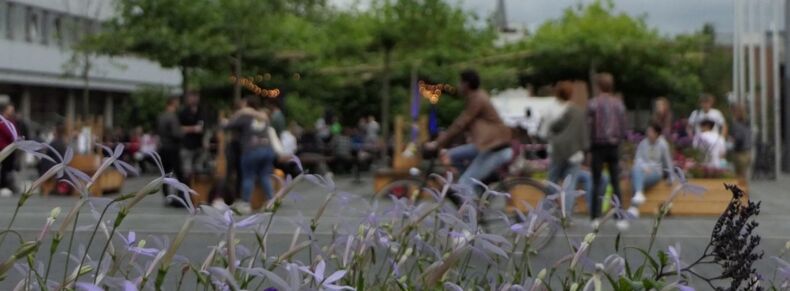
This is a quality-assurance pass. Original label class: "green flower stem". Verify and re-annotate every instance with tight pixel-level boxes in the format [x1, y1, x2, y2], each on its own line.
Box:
[76, 200, 116, 282]
[93, 210, 127, 283]
[61, 210, 81, 286]
[43, 234, 61, 284]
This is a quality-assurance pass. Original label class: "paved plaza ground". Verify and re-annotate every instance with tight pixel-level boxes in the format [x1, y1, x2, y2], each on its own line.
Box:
[1, 172, 789, 289]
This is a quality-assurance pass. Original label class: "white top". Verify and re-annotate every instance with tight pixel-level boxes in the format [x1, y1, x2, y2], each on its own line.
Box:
[280, 130, 298, 156]
[693, 131, 727, 168]
[688, 108, 726, 134]
[366, 120, 380, 141]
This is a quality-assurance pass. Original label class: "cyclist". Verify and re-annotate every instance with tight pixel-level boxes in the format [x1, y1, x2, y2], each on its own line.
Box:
[425, 69, 513, 205]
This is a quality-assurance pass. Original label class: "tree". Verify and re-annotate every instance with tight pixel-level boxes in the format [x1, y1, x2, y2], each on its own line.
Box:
[516, 0, 707, 113]
[89, 0, 231, 95]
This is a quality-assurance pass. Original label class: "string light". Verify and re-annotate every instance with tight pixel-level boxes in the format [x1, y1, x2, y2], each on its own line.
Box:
[230, 75, 280, 98]
[419, 81, 453, 104]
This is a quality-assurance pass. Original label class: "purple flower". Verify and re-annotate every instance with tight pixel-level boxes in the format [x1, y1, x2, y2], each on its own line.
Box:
[298, 260, 354, 290]
[75, 282, 103, 291]
[305, 174, 336, 191]
[199, 205, 267, 233]
[668, 243, 683, 274]
[99, 143, 138, 177]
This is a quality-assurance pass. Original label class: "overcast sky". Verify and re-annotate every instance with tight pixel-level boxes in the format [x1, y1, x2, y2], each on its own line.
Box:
[330, 0, 736, 36]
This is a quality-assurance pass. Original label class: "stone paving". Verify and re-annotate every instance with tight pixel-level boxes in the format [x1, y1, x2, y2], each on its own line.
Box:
[1, 173, 789, 289]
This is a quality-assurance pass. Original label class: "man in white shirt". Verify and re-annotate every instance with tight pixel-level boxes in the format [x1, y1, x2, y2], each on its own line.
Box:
[688, 94, 727, 137]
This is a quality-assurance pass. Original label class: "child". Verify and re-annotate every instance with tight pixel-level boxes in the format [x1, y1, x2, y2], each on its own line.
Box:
[693, 119, 727, 168]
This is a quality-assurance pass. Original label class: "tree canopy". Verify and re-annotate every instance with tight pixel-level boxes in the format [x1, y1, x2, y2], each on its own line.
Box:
[91, 0, 730, 130]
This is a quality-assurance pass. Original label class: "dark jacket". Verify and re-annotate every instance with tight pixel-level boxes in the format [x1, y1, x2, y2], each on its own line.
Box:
[157, 111, 182, 149]
[548, 105, 589, 163]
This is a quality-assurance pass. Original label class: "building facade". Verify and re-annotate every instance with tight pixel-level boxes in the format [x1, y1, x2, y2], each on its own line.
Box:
[0, 0, 180, 131]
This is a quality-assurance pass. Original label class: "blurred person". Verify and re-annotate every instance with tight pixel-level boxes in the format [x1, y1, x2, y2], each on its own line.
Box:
[588, 73, 628, 228]
[157, 96, 185, 207]
[729, 104, 753, 183]
[178, 91, 205, 183]
[275, 122, 301, 178]
[268, 101, 286, 134]
[330, 127, 354, 173]
[693, 119, 727, 168]
[629, 123, 674, 218]
[223, 95, 277, 214]
[330, 116, 342, 136]
[315, 110, 334, 143]
[688, 94, 727, 137]
[0, 103, 17, 196]
[546, 81, 588, 217]
[366, 115, 380, 143]
[425, 69, 512, 205]
[651, 97, 673, 139]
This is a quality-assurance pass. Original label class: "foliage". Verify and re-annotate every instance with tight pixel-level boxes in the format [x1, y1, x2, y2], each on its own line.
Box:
[513, 0, 729, 115]
[0, 128, 778, 290]
[284, 93, 324, 129]
[116, 86, 171, 132]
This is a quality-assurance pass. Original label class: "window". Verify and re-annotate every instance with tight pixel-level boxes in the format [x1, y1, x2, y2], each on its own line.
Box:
[52, 15, 62, 46]
[26, 7, 39, 43]
[0, 1, 5, 38]
[4, 2, 12, 40]
[39, 10, 47, 45]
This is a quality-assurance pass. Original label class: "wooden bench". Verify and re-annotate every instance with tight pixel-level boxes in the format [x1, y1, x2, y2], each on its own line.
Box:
[509, 178, 747, 216]
[41, 154, 125, 197]
[191, 170, 285, 210]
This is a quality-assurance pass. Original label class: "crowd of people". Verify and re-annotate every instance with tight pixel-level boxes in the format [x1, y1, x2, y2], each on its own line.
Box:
[154, 92, 382, 213]
[0, 69, 754, 224]
[428, 70, 753, 230]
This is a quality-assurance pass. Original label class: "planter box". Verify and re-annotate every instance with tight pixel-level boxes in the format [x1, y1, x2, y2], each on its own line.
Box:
[42, 154, 125, 197]
[191, 170, 285, 210]
[509, 178, 746, 217]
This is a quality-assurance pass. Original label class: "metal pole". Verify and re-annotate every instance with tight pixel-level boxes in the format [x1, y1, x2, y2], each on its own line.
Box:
[739, 0, 748, 105]
[734, 0, 742, 104]
[748, 0, 757, 136]
[761, 2, 769, 144]
[772, 0, 782, 179]
[784, 0, 790, 172]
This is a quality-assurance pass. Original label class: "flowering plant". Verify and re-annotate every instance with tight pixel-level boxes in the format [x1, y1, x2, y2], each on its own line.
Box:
[0, 139, 778, 290]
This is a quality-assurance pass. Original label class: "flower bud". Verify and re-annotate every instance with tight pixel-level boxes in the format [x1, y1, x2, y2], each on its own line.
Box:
[49, 207, 62, 219]
[536, 268, 547, 281]
[138, 239, 147, 248]
[583, 233, 596, 244]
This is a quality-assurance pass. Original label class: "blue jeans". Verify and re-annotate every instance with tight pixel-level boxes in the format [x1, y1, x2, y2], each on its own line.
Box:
[241, 147, 276, 202]
[458, 147, 513, 195]
[447, 143, 478, 173]
[547, 160, 580, 216]
[631, 166, 662, 194]
[577, 170, 608, 210]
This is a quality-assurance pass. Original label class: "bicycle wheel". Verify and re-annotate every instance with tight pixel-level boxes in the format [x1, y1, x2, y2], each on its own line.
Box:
[498, 178, 558, 251]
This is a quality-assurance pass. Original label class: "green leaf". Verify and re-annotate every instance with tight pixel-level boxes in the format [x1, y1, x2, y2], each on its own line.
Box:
[642, 279, 657, 290]
[657, 250, 669, 269]
[625, 247, 660, 274]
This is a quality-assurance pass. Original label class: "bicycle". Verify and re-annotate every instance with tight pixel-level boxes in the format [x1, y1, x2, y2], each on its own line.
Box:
[372, 144, 561, 251]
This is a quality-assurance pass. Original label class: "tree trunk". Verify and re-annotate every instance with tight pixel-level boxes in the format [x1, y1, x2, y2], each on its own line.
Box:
[381, 48, 392, 163]
[181, 66, 189, 98]
[233, 51, 243, 101]
[81, 54, 91, 117]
